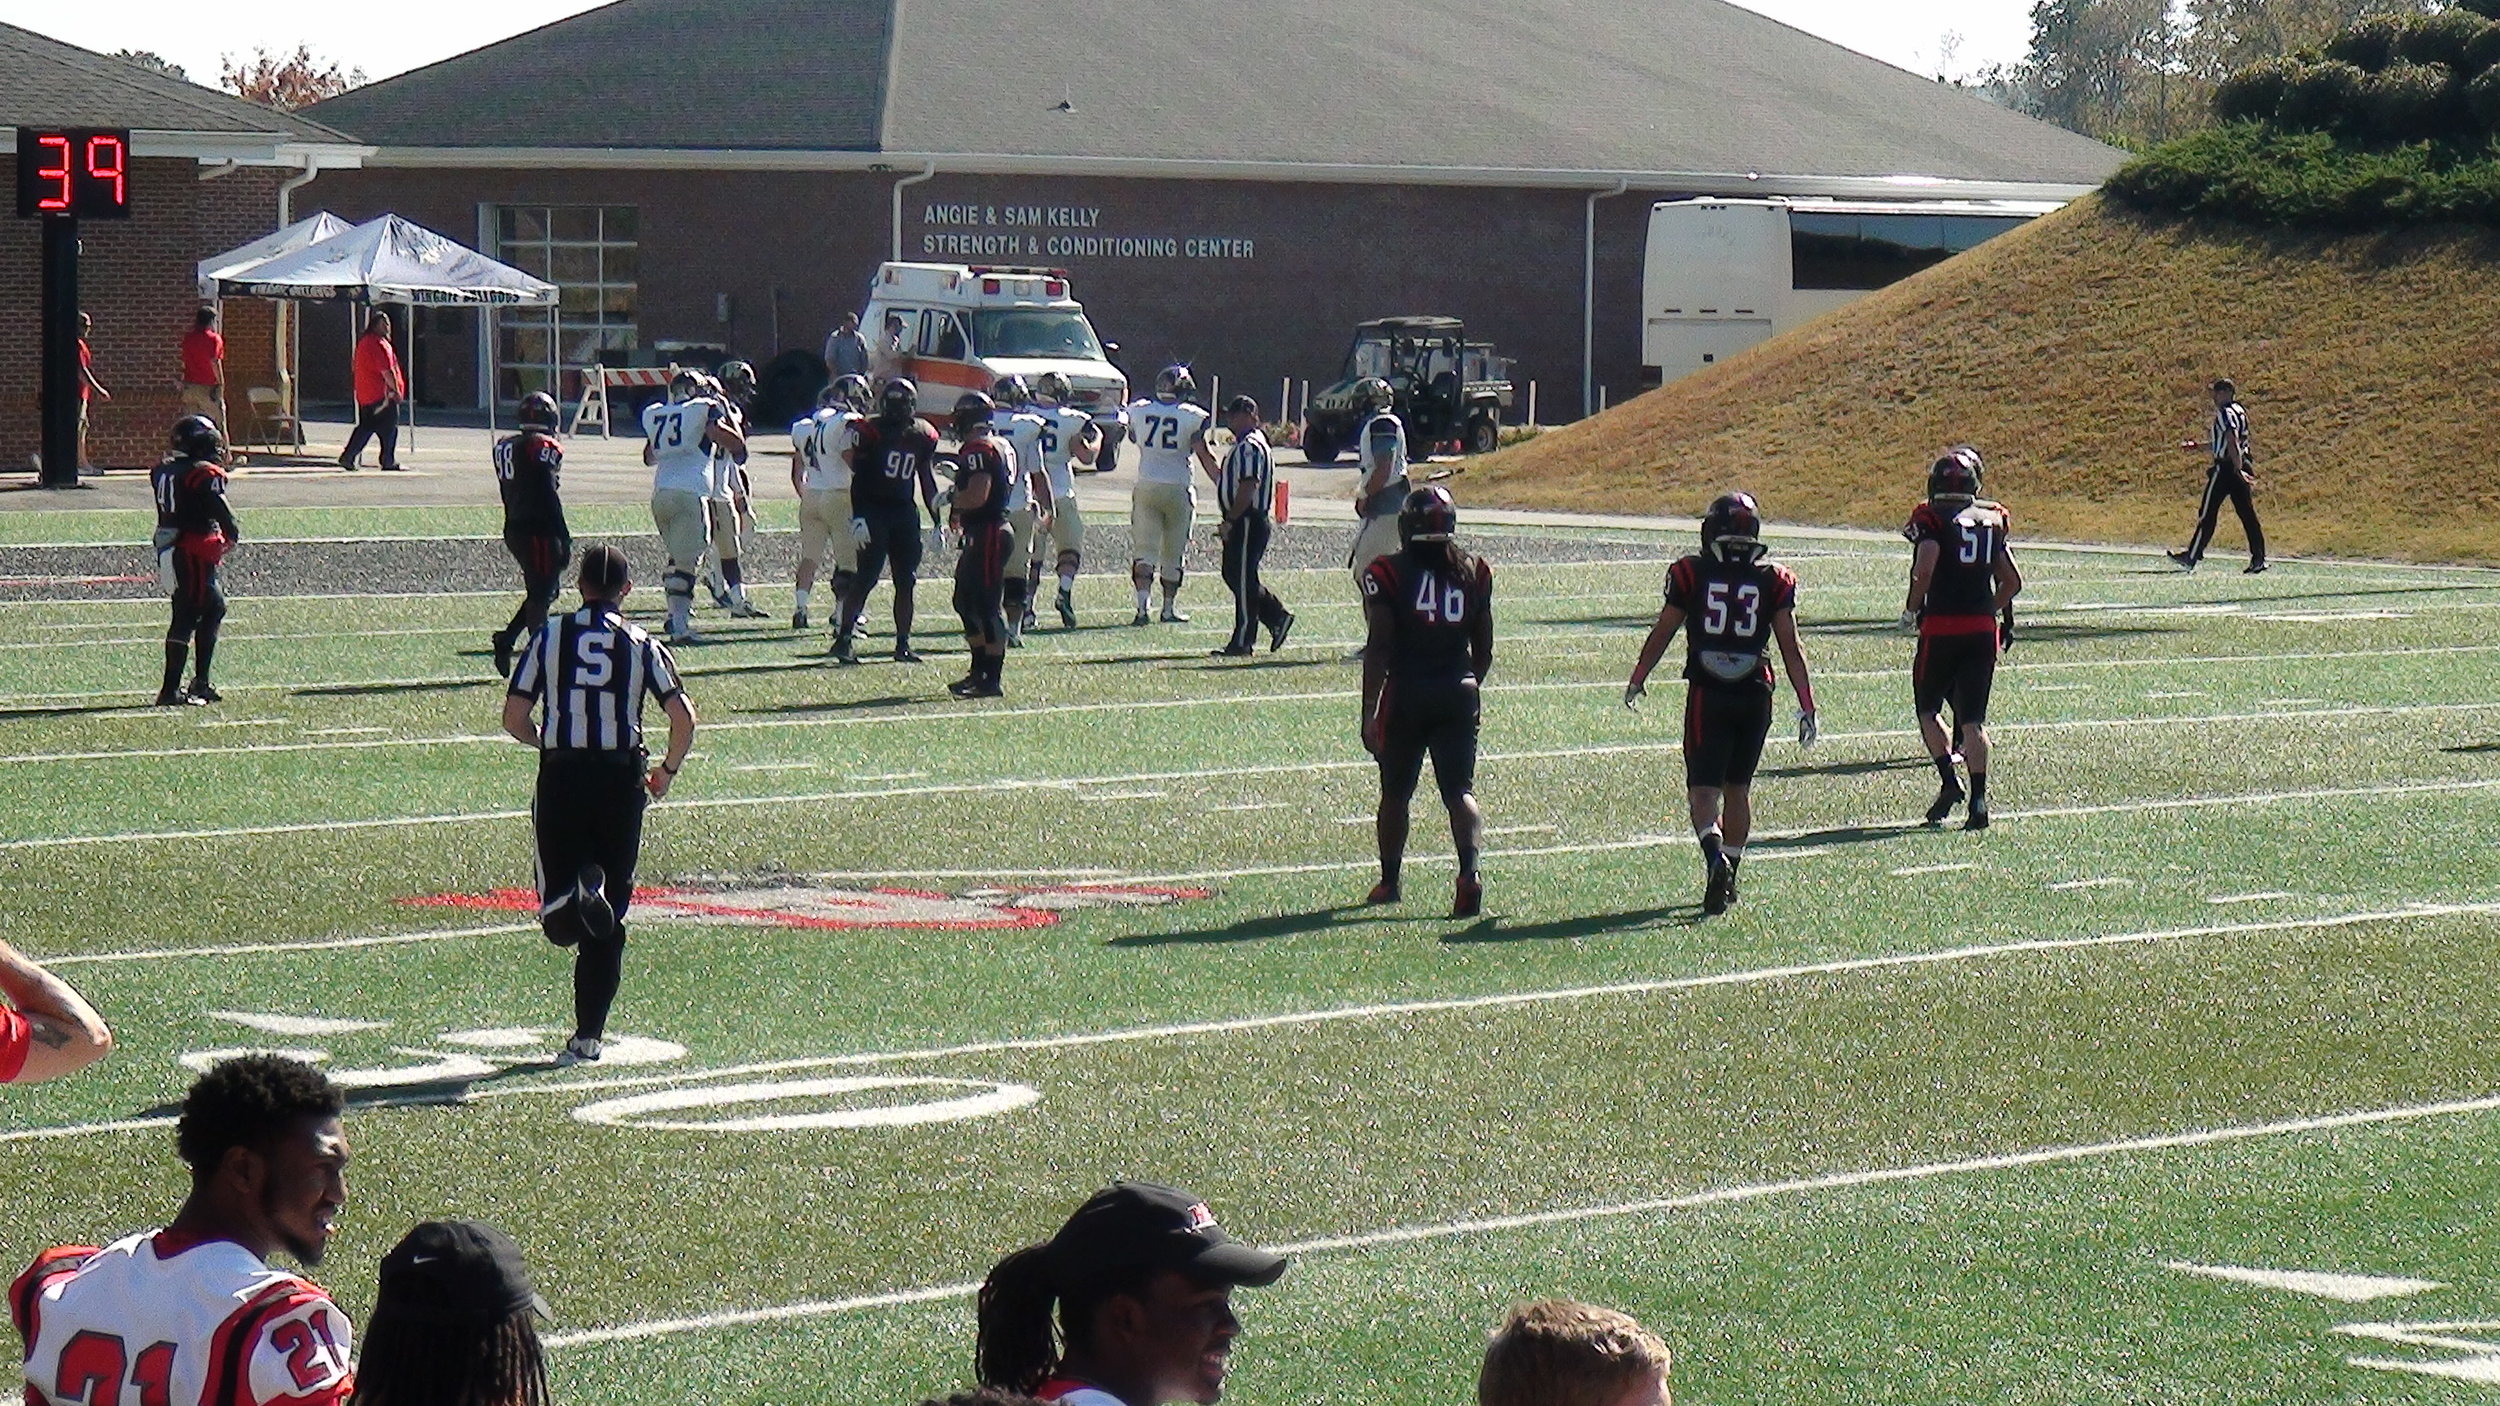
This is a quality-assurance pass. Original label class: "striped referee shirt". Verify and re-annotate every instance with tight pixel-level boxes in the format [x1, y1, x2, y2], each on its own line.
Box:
[508, 603, 684, 751]
[2210, 401, 2250, 470]
[1218, 429, 1275, 520]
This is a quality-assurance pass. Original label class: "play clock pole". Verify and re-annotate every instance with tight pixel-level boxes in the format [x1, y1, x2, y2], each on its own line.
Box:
[16, 128, 132, 488]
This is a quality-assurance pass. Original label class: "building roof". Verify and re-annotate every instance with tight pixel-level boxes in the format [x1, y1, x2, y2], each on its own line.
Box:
[0, 21, 356, 148]
[309, 0, 2123, 189]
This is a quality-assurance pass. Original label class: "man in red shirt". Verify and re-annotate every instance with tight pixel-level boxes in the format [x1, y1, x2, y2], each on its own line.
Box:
[0, 934, 112, 1086]
[179, 307, 225, 425]
[77, 312, 111, 473]
[339, 309, 403, 471]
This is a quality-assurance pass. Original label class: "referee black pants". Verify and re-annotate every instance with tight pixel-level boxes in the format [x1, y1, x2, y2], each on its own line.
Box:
[1221, 515, 1288, 651]
[533, 749, 647, 1041]
[2185, 463, 2264, 566]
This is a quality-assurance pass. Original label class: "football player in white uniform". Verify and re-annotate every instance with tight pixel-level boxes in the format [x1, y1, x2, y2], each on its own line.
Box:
[702, 361, 766, 619]
[1126, 365, 1217, 625]
[791, 374, 870, 631]
[1032, 371, 1101, 628]
[993, 377, 1054, 645]
[16, 1056, 353, 1406]
[643, 370, 743, 644]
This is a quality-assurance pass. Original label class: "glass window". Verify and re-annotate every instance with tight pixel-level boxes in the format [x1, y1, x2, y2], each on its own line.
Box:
[485, 204, 638, 410]
[1792, 211, 2030, 291]
[551, 246, 600, 283]
[549, 207, 598, 241]
[966, 310, 1103, 360]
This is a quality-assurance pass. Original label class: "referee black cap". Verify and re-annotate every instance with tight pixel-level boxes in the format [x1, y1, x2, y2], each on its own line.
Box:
[579, 545, 631, 597]
[1043, 1180, 1288, 1291]
[1224, 395, 1259, 418]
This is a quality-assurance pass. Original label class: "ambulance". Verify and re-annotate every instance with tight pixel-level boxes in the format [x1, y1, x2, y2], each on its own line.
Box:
[860, 261, 1129, 461]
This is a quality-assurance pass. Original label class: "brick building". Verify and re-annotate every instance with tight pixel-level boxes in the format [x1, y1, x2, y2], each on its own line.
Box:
[300, 0, 2123, 424]
[0, 23, 367, 470]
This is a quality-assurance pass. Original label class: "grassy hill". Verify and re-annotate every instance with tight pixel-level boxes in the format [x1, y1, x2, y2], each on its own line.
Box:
[1471, 196, 2500, 564]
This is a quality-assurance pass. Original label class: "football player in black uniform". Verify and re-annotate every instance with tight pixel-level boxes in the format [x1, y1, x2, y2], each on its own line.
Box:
[835, 378, 944, 664]
[1359, 487, 1493, 918]
[1624, 493, 1818, 916]
[491, 391, 571, 678]
[948, 392, 1021, 699]
[1901, 447, 2021, 829]
[151, 416, 241, 707]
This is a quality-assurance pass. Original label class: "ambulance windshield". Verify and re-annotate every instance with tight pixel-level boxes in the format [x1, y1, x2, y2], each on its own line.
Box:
[969, 310, 1103, 360]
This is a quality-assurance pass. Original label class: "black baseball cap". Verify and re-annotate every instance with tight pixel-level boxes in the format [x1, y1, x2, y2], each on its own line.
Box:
[1044, 1181, 1289, 1291]
[579, 544, 631, 595]
[1224, 395, 1259, 418]
[376, 1220, 551, 1325]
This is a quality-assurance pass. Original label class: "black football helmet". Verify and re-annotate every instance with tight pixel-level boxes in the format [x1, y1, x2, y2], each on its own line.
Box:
[719, 360, 758, 402]
[1928, 446, 1982, 506]
[170, 415, 226, 464]
[517, 391, 560, 431]
[1356, 377, 1394, 414]
[1699, 492, 1765, 562]
[953, 391, 997, 438]
[992, 375, 1033, 409]
[1399, 485, 1458, 545]
[1153, 365, 1195, 403]
[1034, 371, 1074, 404]
[830, 373, 872, 413]
[878, 377, 919, 424]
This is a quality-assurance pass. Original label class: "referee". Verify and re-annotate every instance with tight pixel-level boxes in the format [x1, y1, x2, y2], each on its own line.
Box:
[1210, 395, 1294, 656]
[501, 545, 695, 1064]
[2169, 377, 2267, 574]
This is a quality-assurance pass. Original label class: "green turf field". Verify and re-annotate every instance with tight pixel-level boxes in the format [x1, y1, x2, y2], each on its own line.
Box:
[4, 523, 2500, 1405]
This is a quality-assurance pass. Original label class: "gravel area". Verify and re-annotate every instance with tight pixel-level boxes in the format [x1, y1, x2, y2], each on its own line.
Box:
[0, 528, 1670, 602]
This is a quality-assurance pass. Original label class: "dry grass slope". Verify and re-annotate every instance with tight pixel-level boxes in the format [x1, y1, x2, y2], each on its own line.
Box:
[1472, 196, 2500, 563]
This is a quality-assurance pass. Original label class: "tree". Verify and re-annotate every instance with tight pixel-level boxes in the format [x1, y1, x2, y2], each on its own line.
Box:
[220, 46, 365, 111]
[113, 50, 187, 82]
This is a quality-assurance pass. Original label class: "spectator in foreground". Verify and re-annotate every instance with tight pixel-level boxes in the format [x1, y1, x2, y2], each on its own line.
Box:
[976, 1181, 1289, 1406]
[1478, 1299, 1672, 1406]
[341, 309, 404, 471]
[349, 1219, 553, 1406]
[0, 934, 113, 1084]
[825, 310, 870, 379]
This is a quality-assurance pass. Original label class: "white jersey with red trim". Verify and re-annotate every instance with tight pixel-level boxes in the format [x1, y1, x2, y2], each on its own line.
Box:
[1037, 1378, 1131, 1406]
[15, 1232, 353, 1406]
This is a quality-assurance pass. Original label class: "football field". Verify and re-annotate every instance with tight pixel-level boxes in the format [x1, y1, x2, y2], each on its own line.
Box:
[3, 509, 2500, 1405]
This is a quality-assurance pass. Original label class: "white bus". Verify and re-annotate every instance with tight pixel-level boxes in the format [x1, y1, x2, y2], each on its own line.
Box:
[1640, 197, 2062, 387]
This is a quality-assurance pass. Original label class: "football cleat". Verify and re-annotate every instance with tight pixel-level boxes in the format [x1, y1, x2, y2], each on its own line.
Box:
[666, 627, 704, 646]
[559, 1035, 603, 1065]
[2166, 550, 2197, 572]
[1209, 645, 1254, 657]
[1965, 799, 1992, 831]
[1452, 876, 1483, 919]
[154, 689, 205, 708]
[892, 646, 923, 664]
[829, 635, 859, 664]
[1056, 591, 1076, 628]
[1723, 861, 1742, 908]
[2243, 560, 2268, 574]
[1925, 784, 1964, 826]
[574, 865, 616, 944]
[948, 675, 1003, 699]
[1365, 880, 1400, 905]
[1160, 607, 1189, 623]
[1269, 611, 1295, 653]
[791, 608, 810, 630]
[1131, 608, 1151, 627]
[1702, 854, 1732, 916]
[729, 600, 769, 619]
[706, 578, 733, 609]
[187, 682, 221, 704]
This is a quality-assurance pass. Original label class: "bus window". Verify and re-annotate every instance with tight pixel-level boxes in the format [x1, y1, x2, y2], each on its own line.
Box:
[1792, 211, 2030, 291]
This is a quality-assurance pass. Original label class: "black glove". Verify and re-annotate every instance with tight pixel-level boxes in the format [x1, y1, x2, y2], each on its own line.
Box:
[1998, 613, 2015, 650]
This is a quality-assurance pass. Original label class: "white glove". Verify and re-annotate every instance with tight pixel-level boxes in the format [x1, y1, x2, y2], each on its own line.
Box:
[1798, 709, 1819, 747]
[1623, 680, 1645, 709]
[1896, 610, 1919, 633]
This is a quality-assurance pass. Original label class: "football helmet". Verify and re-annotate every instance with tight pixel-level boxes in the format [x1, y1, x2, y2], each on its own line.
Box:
[1034, 371, 1074, 403]
[878, 377, 919, 423]
[992, 375, 1033, 408]
[1699, 492, 1765, 563]
[953, 391, 997, 438]
[1399, 485, 1458, 545]
[830, 373, 872, 413]
[1356, 377, 1394, 413]
[1153, 365, 1195, 403]
[668, 368, 708, 403]
[1928, 446, 1982, 506]
[517, 391, 561, 431]
[719, 360, 758, 401]
[170, 415, 226, 464]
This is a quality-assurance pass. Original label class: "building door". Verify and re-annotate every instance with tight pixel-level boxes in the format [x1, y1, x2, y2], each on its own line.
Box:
[484, 204, 639, 408]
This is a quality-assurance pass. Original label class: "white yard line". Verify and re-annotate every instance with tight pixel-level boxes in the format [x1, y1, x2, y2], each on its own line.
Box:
[1891, 862, 1979, 877]
[41, 922, 537, 968]
[2207, 892, 2297, 905]
[2049, 878, 2135, 892]
[540, 1087, 2500, 1348]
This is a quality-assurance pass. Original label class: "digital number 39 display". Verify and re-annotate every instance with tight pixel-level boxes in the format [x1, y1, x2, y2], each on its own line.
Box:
[15, 129, 132, 219]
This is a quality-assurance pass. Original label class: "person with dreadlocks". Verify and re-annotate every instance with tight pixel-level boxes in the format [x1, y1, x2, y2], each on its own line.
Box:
[15, 1055, 353, 1406]
[1624, 492, 1818, 917]
[348, 1221, 552, 1406]
[975, 1181, 1288, 1406]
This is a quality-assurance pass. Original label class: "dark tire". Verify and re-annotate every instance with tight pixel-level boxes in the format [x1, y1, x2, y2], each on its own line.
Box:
[1464, 415, 1500, 456]
[1301, 422, 1342, 464]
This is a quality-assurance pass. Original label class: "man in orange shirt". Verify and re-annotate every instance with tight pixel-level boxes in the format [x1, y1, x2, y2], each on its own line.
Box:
[76, 312, 110, 473]
[340, 309, 404, 471]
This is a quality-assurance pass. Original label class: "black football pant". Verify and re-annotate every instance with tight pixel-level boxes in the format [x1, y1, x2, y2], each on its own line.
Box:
[342, 399, 400, 468]
[501, 531, 572, 653]
[1221, 516, 1289, 650]
[2184, 463, 2264, 566]
[161, 552, 226, 698]
[532, 750, 647, 1042]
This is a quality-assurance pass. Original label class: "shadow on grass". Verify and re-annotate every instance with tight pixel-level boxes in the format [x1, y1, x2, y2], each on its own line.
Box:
[1753, 755, 1934, 781]
[1178, 656, 1340, 672]
[1524, 614, 1654, 629]
[1754, 823, 1917, 851]
[738, 694, 922, 715]
[0, 702, 149, 720]
[1441, 904, 1704, 943]
[1108, 904, 1398, 947]
[293, 678, 490, 698]
[2441, 742, 2500, 755]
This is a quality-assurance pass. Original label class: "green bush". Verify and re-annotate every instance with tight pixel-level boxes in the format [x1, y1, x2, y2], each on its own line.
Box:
[2276, 60, 2369, 131]
[2396, 10, 2489, 69]
[2466, 22, 2500, 80]
[2470, 65, 2500, 131]
[2106, 120, 2500, 228]
[2362, 62, 2455, 141]
[2213, 56, 2300, 123]
[2325, 14, 2408, 71]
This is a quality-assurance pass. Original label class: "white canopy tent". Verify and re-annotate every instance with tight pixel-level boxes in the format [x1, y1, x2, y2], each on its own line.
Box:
[198, 212, 354, 298]
[215, 214, 559, 442]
